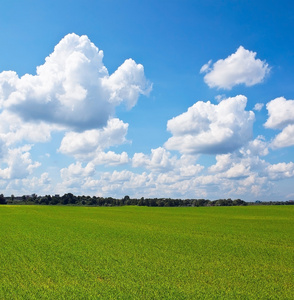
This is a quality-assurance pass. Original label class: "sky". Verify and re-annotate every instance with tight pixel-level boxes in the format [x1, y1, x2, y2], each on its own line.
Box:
[0, 0, 294, 201]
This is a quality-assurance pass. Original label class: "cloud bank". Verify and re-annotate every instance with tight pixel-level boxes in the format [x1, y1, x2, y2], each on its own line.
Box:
[0, 33, 293, 202]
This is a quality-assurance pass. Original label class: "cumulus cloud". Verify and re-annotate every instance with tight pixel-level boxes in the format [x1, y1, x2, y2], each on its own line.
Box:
[165, 95, 255, 154]
[209, 154, 258, 180]
[0, 33, 151, 132]
[0, 33, 152, 194]
[253, 103, 264, 111]
[204, 146, 270, 196]
[208, 154, 232, 173]
[61, 162, 95, 180]
[22, 173, 52, 193]
[265, 97, 294, 129]
[1, 33, 293, 202]
[92, 151, 129, 166]
[54, 126, 293, 200]
[55, 141, 294, 200]
[271, 125, 294, 149]
[200, 46, 270, 89]
[132, 147, 204, 176]
[132, 147, 175, 172]
[202, 135, 294, 198]
[200, 140, 271, 201]
[264, 97, 294, 149]
[246, 136, 269, 156]
[199, 60, 212, 73]
[215, 94, 226, 102]
[225, 163, 251, 179]
[0, 111, 58, 145]
[59, 162, 96, 189]
[266, 162, 294, 180]
[59, 118, 129, 160]
[57, 149, 204, 198]
[0, 145, 40, 180]
[102, 59, 152, 109]
[98, 170, 155, 196]
[5, 172, 52, 195]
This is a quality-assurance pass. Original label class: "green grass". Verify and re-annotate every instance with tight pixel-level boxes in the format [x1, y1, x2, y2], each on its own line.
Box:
[0, 205, 293, 299]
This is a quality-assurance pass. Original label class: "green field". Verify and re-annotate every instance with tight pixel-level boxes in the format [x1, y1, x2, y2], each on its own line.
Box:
[0, 205, 293, 299]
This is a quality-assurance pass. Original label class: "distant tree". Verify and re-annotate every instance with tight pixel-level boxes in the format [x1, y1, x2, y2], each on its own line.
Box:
[156, 199, 164, 207]
[39, 195, 51, 205]
[122, 195, 130, 205]
[50, 196, 59, 205]
[61, 193, 75, 205]
[89, 198, 97, 205]
[0, 194, 6, 205]
[233, 199, 247, 206]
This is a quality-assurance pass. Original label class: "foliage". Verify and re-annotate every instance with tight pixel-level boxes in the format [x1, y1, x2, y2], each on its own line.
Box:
[4, 193, 294, 207]
[0, 194, 6, 205]
[2, 194, 252, 206]
[0, 205, 293, 299]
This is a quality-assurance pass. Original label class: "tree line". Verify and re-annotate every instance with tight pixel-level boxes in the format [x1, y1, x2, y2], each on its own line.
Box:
[0, 193, 293, 206]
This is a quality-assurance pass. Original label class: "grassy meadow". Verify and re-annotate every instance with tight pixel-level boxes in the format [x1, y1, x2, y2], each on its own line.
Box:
[0, 205, 293, 299]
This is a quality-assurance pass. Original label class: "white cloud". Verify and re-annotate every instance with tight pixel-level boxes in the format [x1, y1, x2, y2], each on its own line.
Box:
[215, 94, 226, 102]
[22, 173, 52, 194]
[109, 170, 134, 183]
[132, 147, 175, 172]
[203, 140, 272, 199]
[199, 60, 212, 73]
[92, 151, 129, 166]
[59, 162, 96, 189]
[54, 141, 294, 200]
[0, 111, 58, 145]
[209, 153, 264, 180]
[58, 152, 130, 194]
[132, 147, 204, 177]
[208, 154, 232, 173]
[202, 160, 268, 198]
[245, 136, 269, 156]
[253, 103, 264, 111]
[266, 162, 294, 180]
[59, 118, 129, 160]
[179, 163, 203, 177]
[165, 95, 255, 154]
[271, 124, 294, 149]
[0, 32, 153, 195]
[265, 97, 294, 129]
[201, 46, 270, 89]
[264, 97, 294, 149]
[0, 145, 40, 180]
[225, 163, 251, 179]
[96, 170, 155, 197]
[61, 162, 95, 179]
[1, 33, 293, 202]
[0, 33, 151, 132]
[103, 58, 152, 109]
[5, 172, 52, 195]
[201, 138, 294, 198]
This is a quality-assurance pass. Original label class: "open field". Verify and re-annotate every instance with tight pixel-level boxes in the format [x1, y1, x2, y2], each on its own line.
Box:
[0, 205, 293, 299]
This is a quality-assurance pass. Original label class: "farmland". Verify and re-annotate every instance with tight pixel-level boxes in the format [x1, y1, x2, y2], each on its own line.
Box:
[0, 205, 293, 299]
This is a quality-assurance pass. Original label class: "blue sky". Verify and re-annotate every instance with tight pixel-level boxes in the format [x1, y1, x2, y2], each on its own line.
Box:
[0, 0, 294, 201]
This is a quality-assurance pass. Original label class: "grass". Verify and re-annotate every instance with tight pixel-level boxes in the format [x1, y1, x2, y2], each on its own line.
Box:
[0, 205, 293, 299]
